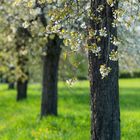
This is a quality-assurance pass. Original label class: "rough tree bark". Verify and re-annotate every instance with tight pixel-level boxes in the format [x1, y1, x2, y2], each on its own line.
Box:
[89, 0, 120, 140]
[16, 27, 31, 101]
[41, 36, 62, 117]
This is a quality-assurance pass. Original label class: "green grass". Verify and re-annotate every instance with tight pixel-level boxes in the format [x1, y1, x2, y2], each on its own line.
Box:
[0, 79, 140, 140]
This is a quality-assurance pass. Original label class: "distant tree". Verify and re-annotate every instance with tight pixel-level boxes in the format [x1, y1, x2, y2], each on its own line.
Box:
[15, 27, 31, 101]
[8, 65, 15, 89]
[0, 1, 31, 100]
[0, 0, 62, 111]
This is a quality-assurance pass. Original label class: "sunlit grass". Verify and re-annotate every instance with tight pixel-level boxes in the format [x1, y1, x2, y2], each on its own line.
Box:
[0, 79, 140, 140]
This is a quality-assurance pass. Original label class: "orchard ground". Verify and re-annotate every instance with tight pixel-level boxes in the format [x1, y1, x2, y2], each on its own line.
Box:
[0, 79, 140, 140]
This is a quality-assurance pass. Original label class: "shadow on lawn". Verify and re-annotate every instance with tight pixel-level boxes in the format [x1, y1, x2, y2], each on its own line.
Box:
[28, 87, 90, 105]
[59, 87, 140, 111]
[28, 86, 140, 111]
[1, 85, 140, 112]
[59, 87, 90, 105]
[120, 88, 140, 111]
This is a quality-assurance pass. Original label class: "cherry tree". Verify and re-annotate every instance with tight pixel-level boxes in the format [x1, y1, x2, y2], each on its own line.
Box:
[1, 0, 140, 139]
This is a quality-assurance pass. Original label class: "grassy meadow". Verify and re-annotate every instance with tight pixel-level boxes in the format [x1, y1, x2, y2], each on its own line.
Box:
[0, 79, 140, 140]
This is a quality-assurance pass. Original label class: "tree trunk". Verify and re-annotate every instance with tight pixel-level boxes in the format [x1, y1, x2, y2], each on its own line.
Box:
[17, 80, 28, 101]
[8, 82, 15, 89]
[89, 0, 120, 140]
[15, 27, 31, 101]
[89, 54, 120, 140]
[8, 65, 15, 89]
[41, 36, 62, 117]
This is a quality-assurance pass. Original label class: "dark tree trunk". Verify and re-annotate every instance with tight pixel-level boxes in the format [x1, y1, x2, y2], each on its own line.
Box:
[8, 82, 15, 89]
[17, 80, 28, 101]
[89, 54, 120, 140]
[89, 0, 120, 140]
[33, 3, 62, 117]
[41, 36, 62, 117]
[8, 66, 15, 89]
[15, 27, 31, 101]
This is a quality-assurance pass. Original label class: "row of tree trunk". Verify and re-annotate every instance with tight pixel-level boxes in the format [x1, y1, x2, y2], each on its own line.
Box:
[15, 27, 31, 101]
[11, 0, 120, 139]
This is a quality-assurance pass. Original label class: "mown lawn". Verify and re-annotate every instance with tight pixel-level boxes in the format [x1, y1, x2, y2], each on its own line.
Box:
[0, 79, 140, 140]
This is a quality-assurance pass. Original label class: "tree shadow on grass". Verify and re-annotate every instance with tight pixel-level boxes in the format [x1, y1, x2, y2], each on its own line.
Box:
[120, 88, 140, 111]
[28, 86, 140, 111]
[2, 84, 139, 113]
[59, 87, 90, 105]
[28, 87, 90, 106]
